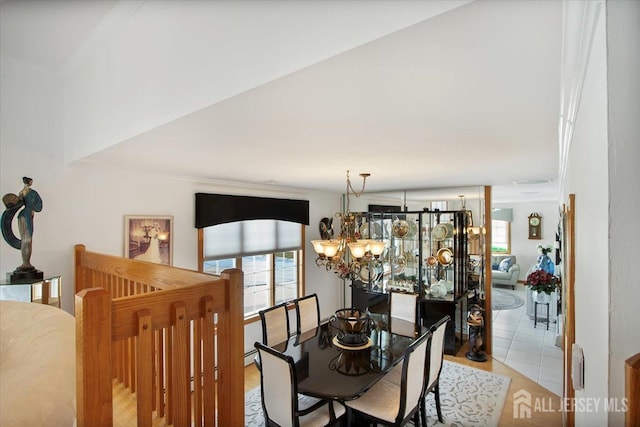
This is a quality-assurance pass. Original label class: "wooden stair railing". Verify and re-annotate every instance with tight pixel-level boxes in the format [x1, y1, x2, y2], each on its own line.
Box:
[626, 352, 640, 427]
[74, 244, 244, 427]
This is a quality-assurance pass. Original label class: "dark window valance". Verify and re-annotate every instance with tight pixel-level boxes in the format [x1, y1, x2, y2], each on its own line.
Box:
[195, 193, 309, 228]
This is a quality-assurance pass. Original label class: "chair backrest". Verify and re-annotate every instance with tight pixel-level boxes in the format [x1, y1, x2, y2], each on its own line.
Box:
[426, 315, 450, 390]
[294, 293, 320, 335]
[259, 302, 290, 346]
[389, 291, 418, 323]
[255, 342, 297, 427]
[397, 330, 431, 423]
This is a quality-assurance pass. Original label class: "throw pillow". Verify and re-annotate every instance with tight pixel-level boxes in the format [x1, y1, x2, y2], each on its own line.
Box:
[492, 263, 500, 270]
[499, 258, 513, 272]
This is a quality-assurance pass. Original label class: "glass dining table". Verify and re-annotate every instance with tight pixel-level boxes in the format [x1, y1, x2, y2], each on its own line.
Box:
[270, 312, 427, 401]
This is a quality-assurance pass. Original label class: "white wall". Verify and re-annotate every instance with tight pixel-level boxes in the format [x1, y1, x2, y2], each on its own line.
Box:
[606, 1, 640, 425]
[1, 51, 344, 358]
[564, 4, 609, 425]
[493, 201, 559, 281]
[61, 0, 471, 163]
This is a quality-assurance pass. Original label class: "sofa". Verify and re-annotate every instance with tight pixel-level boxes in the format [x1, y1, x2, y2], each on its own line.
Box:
[491, 255, 520, 289]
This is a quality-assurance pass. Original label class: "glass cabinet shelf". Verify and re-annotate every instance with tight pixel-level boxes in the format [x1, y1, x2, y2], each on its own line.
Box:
[0, 275, 62, 308]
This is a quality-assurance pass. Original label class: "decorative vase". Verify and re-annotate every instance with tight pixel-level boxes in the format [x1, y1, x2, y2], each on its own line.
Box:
[430, 282, 447, 298]
[532, 290, 551, 304]
[536, 254, 555, 274]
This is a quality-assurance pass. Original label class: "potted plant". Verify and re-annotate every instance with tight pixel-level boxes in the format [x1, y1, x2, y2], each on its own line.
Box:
[525, 269, 559, 304]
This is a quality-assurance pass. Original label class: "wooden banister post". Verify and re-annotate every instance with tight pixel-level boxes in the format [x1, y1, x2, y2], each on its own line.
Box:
[218, 268, 244, 426]
[626, 352, 640, 427]
[75, 244, 87, 295]
[76, 287, 112, 427]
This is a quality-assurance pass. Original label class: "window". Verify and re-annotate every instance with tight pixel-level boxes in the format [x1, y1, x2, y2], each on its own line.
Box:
[201, 220, 303, 318]
[491, 220, 511, 254]
[430, 200, 447, 211]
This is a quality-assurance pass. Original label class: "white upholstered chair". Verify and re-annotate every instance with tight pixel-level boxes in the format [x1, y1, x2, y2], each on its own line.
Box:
[259, 302, 290, 347]
[255, 342, 346, 427]
[344, 330, 431, 426]
[420, 315, 450, 425]
[389, 291, 419, 337]
[383, 315, 450, 425]
[256, 302, 291, 371]
[389, 291, 418, 323]
[294, 293, 320, 335]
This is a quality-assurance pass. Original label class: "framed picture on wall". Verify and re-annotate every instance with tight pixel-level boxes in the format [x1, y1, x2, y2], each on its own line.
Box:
[124, 215, 173, 265]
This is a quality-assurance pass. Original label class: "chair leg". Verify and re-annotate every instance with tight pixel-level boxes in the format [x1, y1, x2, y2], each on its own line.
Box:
[420, 399, 427, 427]
[434, 384, 444, 423]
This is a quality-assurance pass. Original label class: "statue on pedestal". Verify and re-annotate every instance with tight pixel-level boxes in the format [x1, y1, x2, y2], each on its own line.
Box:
[466, 303, 488, 362]
[2, 177, 44, 282]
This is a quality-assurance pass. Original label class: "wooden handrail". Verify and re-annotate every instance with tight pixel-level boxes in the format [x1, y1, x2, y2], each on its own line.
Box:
[74, 244, 244, 426]
[626, 352, 640, 427]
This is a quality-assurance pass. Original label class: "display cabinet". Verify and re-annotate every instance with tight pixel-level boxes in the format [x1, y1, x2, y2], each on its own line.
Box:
[352, 209, 472, 354]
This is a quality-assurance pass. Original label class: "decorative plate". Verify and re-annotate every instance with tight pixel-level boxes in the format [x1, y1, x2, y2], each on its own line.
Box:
[359, 264, 383, 283]
[431, 223, 453, 241]
[360, 222, 382, 239]
[406, 220, 418, 238]
[436, 247, 454, 266]
[431, 224, 447, 241]
[332, 336, 373, 350]
[392, 219, 410, 239]
[319, 217, 333, 240]
[359, 222, 369, 238]
[426, 256, 438, 267]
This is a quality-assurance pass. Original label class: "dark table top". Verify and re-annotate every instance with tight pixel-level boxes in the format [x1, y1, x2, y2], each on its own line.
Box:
[271, 312, 427, 401]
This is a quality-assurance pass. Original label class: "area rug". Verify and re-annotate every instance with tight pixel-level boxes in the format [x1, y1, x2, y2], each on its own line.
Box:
[245, 360, 511, 426]
[491, 289, 524, 311]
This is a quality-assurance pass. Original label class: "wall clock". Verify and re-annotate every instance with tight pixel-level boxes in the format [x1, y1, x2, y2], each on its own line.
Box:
[528, 213, 542, 240]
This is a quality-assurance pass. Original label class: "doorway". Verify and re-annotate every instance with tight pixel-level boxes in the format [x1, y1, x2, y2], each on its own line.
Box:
[491, 285, 563, 395]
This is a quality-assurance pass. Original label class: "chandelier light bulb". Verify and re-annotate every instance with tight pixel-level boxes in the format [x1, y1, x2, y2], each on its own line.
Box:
[323, 241, 340, 258]
[311, 240, 326, 256]
[347, 242, 367, 259]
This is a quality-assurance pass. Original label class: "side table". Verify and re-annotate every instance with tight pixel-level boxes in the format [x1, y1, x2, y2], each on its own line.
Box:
[0, 275, 62, 308]
[534, 301, 550, 330]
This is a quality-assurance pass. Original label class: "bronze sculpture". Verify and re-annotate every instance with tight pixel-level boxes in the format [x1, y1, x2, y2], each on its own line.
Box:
[1, 177, 43, 282]
[465, 303, 488, 362]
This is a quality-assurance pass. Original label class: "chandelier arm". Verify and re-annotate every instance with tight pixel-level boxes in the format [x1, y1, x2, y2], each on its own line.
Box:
[346, 171, 368, 198]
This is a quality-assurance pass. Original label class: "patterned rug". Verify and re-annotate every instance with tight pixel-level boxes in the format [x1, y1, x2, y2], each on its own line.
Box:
[491, 289, 524, 311]
[245, 360, 511, 426]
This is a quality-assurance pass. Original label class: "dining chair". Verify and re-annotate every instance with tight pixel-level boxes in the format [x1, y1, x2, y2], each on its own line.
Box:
[379, 315, 450, 425]
[420, 315, 450, 426]
[255, 342, 346, 427]
[389, 291, 418, 323]
[389, 291, 419, 338]
[344, 330, 432, 426]
[259, 302, 291, 347]
[294, 293, 320, 335]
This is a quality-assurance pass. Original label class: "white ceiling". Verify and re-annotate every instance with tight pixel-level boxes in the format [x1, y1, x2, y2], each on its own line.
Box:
[0, 0, 562, 203]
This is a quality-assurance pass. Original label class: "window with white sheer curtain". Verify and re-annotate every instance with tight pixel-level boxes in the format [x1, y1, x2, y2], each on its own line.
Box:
[491, 220, 511, 254]
[202, 219, 303, 318]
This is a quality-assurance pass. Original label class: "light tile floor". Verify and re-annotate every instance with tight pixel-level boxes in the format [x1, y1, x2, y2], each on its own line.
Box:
[491, 285, 564, 396]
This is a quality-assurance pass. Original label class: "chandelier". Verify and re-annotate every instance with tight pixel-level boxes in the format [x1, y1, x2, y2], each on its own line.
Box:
[311, 171, 386, 281]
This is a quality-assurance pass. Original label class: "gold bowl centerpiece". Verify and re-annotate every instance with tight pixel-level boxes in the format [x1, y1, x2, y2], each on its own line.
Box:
[331, 308, 375, 347]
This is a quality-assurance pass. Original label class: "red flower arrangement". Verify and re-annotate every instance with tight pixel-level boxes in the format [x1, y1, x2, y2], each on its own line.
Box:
[525, 269, 559, 294]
